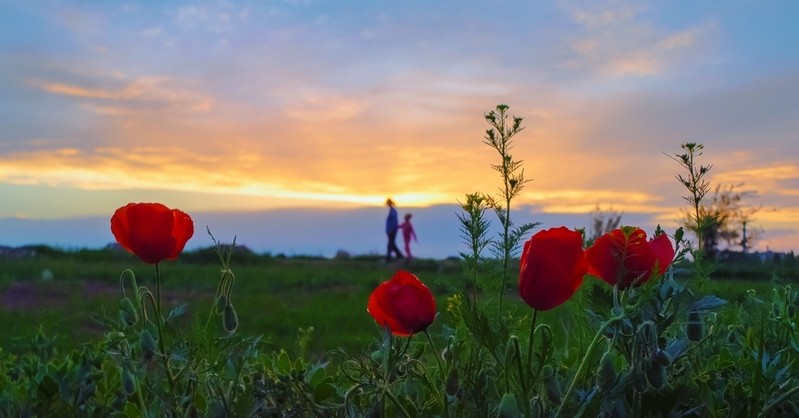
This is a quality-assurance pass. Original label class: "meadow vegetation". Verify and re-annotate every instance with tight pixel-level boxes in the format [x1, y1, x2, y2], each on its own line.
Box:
[0, 105, 797, 417]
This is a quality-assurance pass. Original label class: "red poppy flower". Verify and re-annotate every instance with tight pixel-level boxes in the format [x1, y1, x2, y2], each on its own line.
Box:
[367, 270, 436, 336]
[111, 202, 194, 264]
[518, 227, 589, 311]
[586, 227, 675, 288]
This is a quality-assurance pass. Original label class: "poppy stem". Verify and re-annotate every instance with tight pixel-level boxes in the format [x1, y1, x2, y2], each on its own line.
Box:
[526, 309, 538, 376]
[423, 330, 450, 416]
[554, 313, 624, 418]
[153, 263, 177, 404]
[383, 386, 412, 418]
[423, 330, 445, 375]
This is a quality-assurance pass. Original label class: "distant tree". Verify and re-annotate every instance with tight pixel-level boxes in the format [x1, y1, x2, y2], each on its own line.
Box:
[587, 205, 622, 244]
[680, 183, 762, 259]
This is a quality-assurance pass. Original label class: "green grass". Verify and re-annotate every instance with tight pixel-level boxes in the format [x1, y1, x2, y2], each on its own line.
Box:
[1, 247, 795, 359]
[0, 249, 466, 357]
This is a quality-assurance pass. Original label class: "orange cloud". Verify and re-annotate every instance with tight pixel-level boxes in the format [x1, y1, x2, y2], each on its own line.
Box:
[28, 76, 215, 114]
[0, 147, 450, 208]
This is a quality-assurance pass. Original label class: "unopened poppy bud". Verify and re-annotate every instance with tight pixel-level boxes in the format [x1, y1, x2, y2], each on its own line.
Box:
[119, 298, 139, 327]
[596, 351, 617, 392]
[140, 329, 156, 360]
[505, 336, 518, 364]
[542, 365, 561, 404]
[652, 349, 672, 366]
[630, 369, 647, 392]
[121, 367, 136, 395]
[646, 360, 666, 389]
[445, 366, 459, 397]
[215, 295, 227, 314]
[497, 392, 520, 418]
[223, 303, 239, 333]
[728, 329, 737, 344]
[687, 311, 703, 342]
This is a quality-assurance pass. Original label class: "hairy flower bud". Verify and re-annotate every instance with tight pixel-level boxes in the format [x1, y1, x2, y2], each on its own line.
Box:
[505, 336, 518, 365]
[652, 349, 673, 366]
[445, 366, 459, 397]
[646, 360, 666, 389]
[215, 294, 227, 314]
[497, 392, 521, 418]
[687, 311, 703, 342]
[119, 298, 139, 327]
[121, 367, 136, 395]
[223, 303, 239, 333]
[542, 365, 562, 404]
[596, 351, 617, 392]
[140, 329, 156, 361]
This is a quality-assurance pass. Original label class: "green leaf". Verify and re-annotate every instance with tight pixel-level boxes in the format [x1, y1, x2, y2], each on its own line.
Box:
[314, 381, 336, 403]
[166, 303, 188, 322]
[691, 295, 727, 311]
[306, 365, 325, 388]
[276, 350, 291, 375]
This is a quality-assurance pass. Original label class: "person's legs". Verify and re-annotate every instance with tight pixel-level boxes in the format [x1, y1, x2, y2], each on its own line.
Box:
[387, 231, 404, 260]
[389, 230, 404, 259]
[404, 239, 412, 259]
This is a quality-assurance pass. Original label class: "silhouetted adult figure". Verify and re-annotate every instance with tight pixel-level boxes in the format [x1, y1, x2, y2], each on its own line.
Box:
[385, 198, 404, 262]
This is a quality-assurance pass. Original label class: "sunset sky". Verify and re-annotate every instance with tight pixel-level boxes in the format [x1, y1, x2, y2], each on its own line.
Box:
[1, 1, 798, 256]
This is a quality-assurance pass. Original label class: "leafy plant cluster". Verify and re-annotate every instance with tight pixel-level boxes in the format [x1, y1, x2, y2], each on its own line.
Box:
[0, 106, 798, 417]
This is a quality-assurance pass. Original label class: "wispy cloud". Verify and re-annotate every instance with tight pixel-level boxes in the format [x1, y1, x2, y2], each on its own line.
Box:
[562, 1, 705, 77]
[28, 76, 215, 115]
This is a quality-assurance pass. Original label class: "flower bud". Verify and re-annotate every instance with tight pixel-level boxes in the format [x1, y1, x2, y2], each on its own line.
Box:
[119, 298, 139, 327]
[140, 329, 156, 360]
[445, 366, 459, 397]
[646, 360, 666, 389]
[497, 392, 520, 418]
[687, 311, 703, 342]
[215, 294, 227, 314]
[652, 349, 672, 366]
[542, 365, 561, 404]
[505, 336, 518, 365]
[727, 329, 738, 344]
[121, 367, 136, 395]
[596, 351, 617, 392]
[223, 303, 239, 333]
[630, 369, 647, 392]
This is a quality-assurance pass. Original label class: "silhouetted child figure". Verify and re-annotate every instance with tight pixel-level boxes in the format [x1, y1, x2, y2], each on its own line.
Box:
[398, 213, 417, 260]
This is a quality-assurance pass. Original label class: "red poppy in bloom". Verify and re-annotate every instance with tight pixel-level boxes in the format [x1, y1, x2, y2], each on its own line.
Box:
[367, 270, 436, 336]
[586, 226, 675, 288]
[111, 203, 194, 264]
[518, 227, 589, 311]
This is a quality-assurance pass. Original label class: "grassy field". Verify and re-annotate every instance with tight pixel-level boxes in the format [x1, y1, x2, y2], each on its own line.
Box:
[1, 246, 795, 359]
